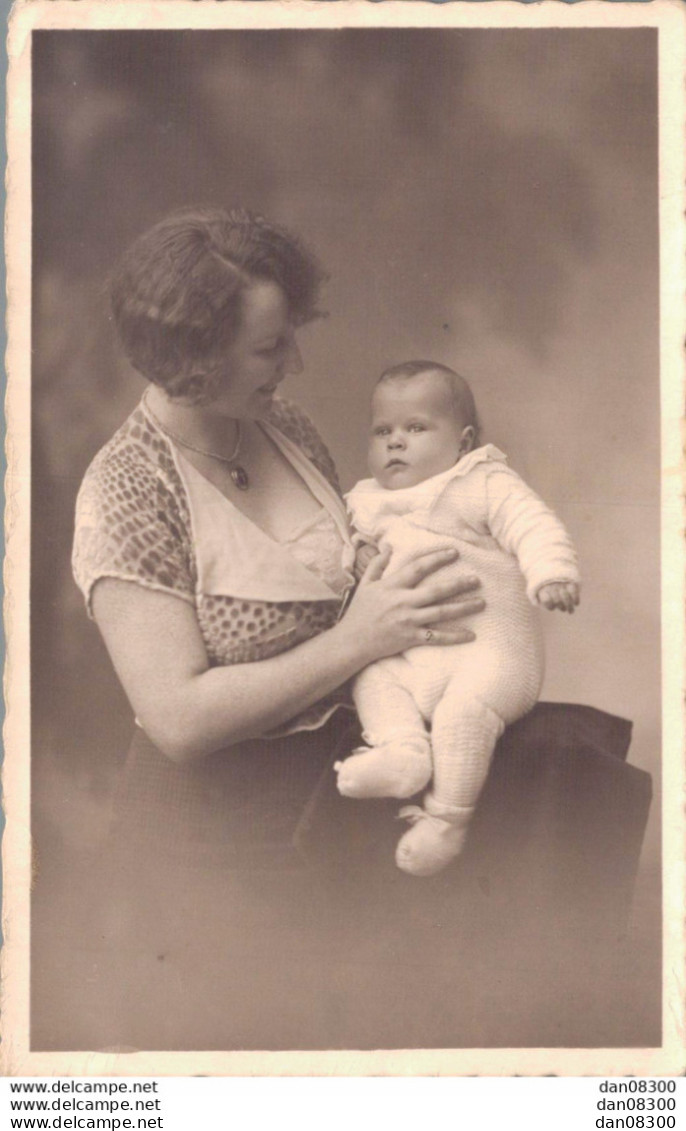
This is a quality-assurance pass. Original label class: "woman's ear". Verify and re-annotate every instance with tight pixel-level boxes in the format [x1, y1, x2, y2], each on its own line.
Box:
[459, 426, 476, 454]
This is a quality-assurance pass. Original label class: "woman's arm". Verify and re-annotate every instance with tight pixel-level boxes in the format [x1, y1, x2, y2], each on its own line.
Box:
[92, 548, 483, 763]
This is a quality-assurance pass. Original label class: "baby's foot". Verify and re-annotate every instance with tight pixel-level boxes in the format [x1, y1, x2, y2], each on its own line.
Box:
[334, 742, 432, 799]
[395, 806, 469, 876]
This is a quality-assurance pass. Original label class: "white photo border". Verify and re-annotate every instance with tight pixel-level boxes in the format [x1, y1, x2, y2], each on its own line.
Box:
[3, 0, 685, 1077]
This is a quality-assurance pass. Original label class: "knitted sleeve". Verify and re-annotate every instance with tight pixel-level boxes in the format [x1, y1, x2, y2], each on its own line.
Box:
[484, 466, 580, 602]
[72, 438, 196, 618]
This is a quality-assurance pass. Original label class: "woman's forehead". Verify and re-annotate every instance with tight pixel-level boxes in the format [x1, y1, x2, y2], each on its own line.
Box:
[239, 279, 290, 338]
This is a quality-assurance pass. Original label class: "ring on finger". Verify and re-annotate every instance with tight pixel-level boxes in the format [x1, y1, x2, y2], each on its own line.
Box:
[425, 629, 434, 643]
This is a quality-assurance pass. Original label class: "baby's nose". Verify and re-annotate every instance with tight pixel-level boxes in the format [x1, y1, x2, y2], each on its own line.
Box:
[388, 434, 405, 448]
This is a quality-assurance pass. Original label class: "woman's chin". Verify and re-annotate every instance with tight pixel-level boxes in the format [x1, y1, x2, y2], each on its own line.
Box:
[252, 388, 280, 413]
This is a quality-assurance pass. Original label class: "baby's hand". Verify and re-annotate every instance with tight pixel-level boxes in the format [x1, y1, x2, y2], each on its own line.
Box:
[354, 541, 381, 581]
[536, 581, 580, 613]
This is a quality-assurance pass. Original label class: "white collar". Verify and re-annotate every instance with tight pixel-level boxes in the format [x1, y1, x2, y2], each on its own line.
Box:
[348, 444, 507, 501]
[345, 445, 507, 536]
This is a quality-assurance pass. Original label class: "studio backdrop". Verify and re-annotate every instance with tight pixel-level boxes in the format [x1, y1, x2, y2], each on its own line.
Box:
[29, 27, 660, 1050]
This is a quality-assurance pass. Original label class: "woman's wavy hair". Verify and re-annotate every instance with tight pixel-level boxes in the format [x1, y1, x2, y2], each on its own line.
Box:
[110, 207, 327, 402]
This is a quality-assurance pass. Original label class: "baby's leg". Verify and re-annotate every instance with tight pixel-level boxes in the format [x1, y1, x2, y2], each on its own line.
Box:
[429, 690, 506, 820]
[396, 688, 505, 876]
[336, 662, 432, 799]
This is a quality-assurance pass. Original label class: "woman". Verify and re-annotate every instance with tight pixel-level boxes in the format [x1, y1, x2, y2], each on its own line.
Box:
[72, 207, 486, 1050]
[71, 206, 649, 1054]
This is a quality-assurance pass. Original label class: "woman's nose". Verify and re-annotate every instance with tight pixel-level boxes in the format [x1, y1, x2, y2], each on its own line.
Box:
[284, 338, 304, 376]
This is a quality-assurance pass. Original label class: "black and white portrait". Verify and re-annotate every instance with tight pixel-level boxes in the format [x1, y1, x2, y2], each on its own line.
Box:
[4, 0, 684, 1077]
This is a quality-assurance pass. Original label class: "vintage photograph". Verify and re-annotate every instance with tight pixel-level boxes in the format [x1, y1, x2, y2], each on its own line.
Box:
[4, 0, 685, 1075]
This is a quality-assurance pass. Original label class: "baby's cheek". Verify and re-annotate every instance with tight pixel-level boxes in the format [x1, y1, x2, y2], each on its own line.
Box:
[367, 448, 383, 477]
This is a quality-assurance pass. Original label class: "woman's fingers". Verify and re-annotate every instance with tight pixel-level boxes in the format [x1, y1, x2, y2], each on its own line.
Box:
[412, 574, 482, 608]
[358, 544, 391, 584]
[344, 545, 486, 658]
[364, 546, 481, 605]
[421, 597, 486, 623]
[387, 547, 460, 588]
[420, 627, 476, 646]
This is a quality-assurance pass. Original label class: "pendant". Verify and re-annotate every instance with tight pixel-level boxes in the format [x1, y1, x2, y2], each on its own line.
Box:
[230, 465, 250, 490]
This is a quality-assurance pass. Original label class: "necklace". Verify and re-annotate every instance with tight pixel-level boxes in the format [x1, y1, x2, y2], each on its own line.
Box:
[142, 390, 250, 490]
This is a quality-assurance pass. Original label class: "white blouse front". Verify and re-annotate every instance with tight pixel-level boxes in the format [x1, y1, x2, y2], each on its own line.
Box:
[172, 419, 356, 604]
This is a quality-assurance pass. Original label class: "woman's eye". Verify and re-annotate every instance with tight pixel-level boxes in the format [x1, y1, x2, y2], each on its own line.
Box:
[258, 343, 282, 357]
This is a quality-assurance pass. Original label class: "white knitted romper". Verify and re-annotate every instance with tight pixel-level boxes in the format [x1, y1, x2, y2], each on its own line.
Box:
[347, 447, 580, 820]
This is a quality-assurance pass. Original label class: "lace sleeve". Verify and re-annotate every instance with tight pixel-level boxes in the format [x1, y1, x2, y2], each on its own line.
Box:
[72, 441, 196, 617]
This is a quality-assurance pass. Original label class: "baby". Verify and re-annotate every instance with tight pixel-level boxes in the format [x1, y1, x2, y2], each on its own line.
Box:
[335, 361, 580, 877]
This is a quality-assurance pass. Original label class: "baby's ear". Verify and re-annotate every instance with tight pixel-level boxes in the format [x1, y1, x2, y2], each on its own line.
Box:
[459, 426, 476, 454]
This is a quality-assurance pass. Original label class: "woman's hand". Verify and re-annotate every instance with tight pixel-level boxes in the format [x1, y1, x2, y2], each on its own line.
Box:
[91, 553, 483, 762]
[339, 546, 484, 664]
[352, 541, 380, 581]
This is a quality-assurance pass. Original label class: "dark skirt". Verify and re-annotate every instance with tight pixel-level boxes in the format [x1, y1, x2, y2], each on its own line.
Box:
[88, 703, 654, 1052]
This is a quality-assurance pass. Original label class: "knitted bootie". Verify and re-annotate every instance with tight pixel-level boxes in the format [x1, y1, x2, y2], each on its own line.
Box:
[395, 796, 473, 876]
[334, 739, 432, 799]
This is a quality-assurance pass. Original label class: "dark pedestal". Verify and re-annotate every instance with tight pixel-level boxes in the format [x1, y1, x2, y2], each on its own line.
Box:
[297, 702, 653, 942]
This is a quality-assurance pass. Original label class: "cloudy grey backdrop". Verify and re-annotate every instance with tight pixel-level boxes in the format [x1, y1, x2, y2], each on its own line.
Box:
[30, 29, 660, 1047]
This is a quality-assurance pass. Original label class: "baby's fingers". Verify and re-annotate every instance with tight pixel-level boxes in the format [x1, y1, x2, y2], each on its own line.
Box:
[538, 587, 558, 610]
[540, 583, 567, 610]
[538, 582, 579, 612]
[562, 589, 576, 613]
[555, 583, 579, 613]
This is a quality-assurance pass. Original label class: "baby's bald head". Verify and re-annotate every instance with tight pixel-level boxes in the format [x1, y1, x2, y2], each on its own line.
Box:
[376, 361, 480, 443]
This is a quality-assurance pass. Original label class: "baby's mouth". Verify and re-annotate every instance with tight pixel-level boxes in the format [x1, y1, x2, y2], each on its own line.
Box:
[386, 458, 407, 468]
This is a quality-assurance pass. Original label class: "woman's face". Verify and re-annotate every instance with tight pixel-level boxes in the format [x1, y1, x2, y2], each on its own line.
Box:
[207, 280, 304, 419]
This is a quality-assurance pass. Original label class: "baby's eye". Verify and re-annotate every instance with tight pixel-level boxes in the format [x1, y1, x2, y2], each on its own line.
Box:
[408, 423, 426, 433]
[372, 426, 390, 437]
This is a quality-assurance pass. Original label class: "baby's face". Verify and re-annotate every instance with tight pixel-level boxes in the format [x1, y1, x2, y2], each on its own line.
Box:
[368, 373, 467, 490]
